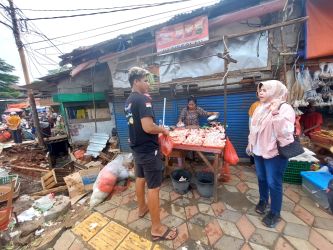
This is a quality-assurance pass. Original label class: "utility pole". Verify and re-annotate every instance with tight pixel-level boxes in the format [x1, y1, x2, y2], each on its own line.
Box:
[8, 0, 45, 147]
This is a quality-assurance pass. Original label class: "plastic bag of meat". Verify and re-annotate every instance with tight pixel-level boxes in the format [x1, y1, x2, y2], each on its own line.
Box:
[159, 134, 174, 156]
[224, 137, 239, 165]
[90, 154, 131, 207]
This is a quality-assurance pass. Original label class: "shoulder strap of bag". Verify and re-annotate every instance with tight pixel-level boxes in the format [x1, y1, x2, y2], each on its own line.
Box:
[278, 101, 297, 136]
[278, 102, 287, 110]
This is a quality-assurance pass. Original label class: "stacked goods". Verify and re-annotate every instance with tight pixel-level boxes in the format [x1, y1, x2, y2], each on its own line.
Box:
[311, 130, 333, 146]
[290, 70, 305, 107]
[169, 125, 226, 148]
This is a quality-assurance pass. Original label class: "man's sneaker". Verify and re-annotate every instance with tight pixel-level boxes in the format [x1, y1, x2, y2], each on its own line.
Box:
[262, 211, 281, 228]
[255, 200, 267, 214]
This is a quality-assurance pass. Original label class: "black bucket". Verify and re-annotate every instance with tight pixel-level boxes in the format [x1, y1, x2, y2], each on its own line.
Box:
[171, 169, 192, 195]
[196, 172, 214, 198]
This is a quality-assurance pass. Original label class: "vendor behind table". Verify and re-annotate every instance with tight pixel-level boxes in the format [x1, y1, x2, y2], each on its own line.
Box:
[177, 95, 218, 128]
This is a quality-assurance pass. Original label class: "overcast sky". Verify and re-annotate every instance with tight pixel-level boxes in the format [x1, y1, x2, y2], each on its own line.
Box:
[0, 0, 219, 84]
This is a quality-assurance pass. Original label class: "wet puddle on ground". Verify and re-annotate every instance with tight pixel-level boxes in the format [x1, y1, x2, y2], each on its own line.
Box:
[218, 185, 254, 211]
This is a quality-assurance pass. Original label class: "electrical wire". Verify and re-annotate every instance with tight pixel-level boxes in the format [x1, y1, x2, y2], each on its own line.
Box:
[24, 47, 40, 78]
[34, 13, 174, 50]
[17, 1, 190, 12]
[32, 0, 217, 50]
[19, 0, 192, 21]
[22, 35, 59, 79]
[14, 5, 64, 54]
[0, 3, 13, 30]
[24, 0, 217, 46]
[24, 46, 58, 66]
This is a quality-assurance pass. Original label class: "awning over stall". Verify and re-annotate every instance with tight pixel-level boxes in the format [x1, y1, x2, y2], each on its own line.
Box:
[306, 0, 333, 59]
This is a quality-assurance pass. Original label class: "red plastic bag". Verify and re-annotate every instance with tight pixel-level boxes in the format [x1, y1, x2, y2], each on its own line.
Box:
[74, 149, 85, 160]
[224, 137, 239, 165]
[97, 169, 117, 193]
[159, 134, 174, 156]
[219, 162, 231, 182]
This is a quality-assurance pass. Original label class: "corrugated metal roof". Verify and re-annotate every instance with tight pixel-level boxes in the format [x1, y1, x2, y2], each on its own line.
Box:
[60, 0, 262, 65]
[85, 133, 110, 158]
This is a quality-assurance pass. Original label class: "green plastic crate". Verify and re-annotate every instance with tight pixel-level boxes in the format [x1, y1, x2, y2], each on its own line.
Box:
[283, 161, 311, 185]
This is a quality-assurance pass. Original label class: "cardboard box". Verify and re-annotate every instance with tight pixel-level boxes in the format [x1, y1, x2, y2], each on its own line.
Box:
[79, 166, 101, 191]
[64, 166, 100, 198]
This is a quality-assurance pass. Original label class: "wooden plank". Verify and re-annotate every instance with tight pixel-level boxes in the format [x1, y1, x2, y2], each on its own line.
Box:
[41, 171, 55, 190]
[73, 161, 87, 170]
[173, 144, 223, 154]
[44, 177, 56, 187]
[41, 171, 53, 180]
[12, 166, 49, 172]
[54, 168, 72, 174]
[227, 16, 308, 38]
[99, 152, 111, 162]
[52, 169, 58, 185]
[31, 185, 67, 197]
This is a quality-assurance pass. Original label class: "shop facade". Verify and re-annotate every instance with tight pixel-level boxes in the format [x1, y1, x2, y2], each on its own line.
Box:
[47, 64, 116, 143]
[51, 0, 306, 155]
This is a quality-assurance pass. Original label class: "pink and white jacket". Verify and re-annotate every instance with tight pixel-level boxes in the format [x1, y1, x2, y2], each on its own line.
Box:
[248, 103, 295, 159]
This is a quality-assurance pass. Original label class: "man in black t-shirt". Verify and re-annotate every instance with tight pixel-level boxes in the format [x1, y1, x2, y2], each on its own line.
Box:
[124, 67, 177, 241]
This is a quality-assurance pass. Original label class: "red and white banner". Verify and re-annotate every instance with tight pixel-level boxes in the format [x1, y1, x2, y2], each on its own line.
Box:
[155, 16, 209, 53]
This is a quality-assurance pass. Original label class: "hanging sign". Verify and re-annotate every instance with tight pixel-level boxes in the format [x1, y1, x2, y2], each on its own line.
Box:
[155, 15, 209, 53]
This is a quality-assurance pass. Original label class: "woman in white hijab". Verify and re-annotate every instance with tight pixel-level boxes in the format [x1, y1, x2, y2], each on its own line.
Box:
[247, 80, 295, 228]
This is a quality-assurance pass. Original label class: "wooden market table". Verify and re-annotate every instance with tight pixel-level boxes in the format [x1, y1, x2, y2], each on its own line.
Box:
[170, 144, 224, 202]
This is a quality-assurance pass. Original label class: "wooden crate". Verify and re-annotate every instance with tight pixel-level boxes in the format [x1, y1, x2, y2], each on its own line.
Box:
[41, 168, 72, 190]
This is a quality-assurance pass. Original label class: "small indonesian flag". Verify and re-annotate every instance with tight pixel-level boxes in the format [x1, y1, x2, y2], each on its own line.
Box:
[145, 102, 152, 108]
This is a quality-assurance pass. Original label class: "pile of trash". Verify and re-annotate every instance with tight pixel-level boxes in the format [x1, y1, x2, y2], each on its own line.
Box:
[0, 133, 136, 249]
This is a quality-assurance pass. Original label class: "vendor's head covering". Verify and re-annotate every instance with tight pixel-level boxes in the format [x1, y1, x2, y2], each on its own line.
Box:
[250, 80, 288, 137]
[10, 112, 17, 115]
[257, 80, 288, 103]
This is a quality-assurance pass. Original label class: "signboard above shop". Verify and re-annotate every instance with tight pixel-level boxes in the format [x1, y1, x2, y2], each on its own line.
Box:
[155, 15, 209, 54]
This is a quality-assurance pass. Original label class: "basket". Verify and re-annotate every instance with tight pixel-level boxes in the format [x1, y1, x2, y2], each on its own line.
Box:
[0, 175, 20, 201]
[311, 131, 333, 146]
[283, 161, 311, 185]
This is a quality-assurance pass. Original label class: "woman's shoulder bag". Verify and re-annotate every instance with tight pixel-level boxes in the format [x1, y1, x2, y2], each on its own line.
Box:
[277, 102, 305, 159]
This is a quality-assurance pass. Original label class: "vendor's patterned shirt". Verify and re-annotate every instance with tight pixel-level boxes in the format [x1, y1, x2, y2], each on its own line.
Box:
[179, 107, 208, 126]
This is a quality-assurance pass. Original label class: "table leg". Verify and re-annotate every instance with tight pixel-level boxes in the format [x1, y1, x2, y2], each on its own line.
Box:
[213, 154, 220, 202]
[197, 151, 214, 171]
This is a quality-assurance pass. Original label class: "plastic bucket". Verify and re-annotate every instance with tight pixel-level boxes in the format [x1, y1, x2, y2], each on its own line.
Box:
[196, 172, 214, 198]
[171, 169, 191, 194]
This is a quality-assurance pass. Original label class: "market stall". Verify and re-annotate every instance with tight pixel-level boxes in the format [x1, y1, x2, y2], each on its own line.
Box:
[168, 125, 226, 201]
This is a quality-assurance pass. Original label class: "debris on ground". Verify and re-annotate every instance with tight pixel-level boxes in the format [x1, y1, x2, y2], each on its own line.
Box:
[0, 134, 131, 249]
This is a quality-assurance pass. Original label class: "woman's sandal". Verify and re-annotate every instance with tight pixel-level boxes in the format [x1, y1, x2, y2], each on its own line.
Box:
[151, 228, 178, 241]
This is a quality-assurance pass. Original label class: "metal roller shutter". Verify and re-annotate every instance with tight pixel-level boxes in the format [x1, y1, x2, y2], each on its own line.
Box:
[113, 91, 257, 158]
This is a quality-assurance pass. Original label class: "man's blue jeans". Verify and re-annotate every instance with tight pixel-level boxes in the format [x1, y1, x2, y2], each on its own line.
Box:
[254, 154, 288, 215]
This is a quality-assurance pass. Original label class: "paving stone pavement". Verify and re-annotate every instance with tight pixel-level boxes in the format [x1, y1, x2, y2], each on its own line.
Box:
[52, 165, 333, 249]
